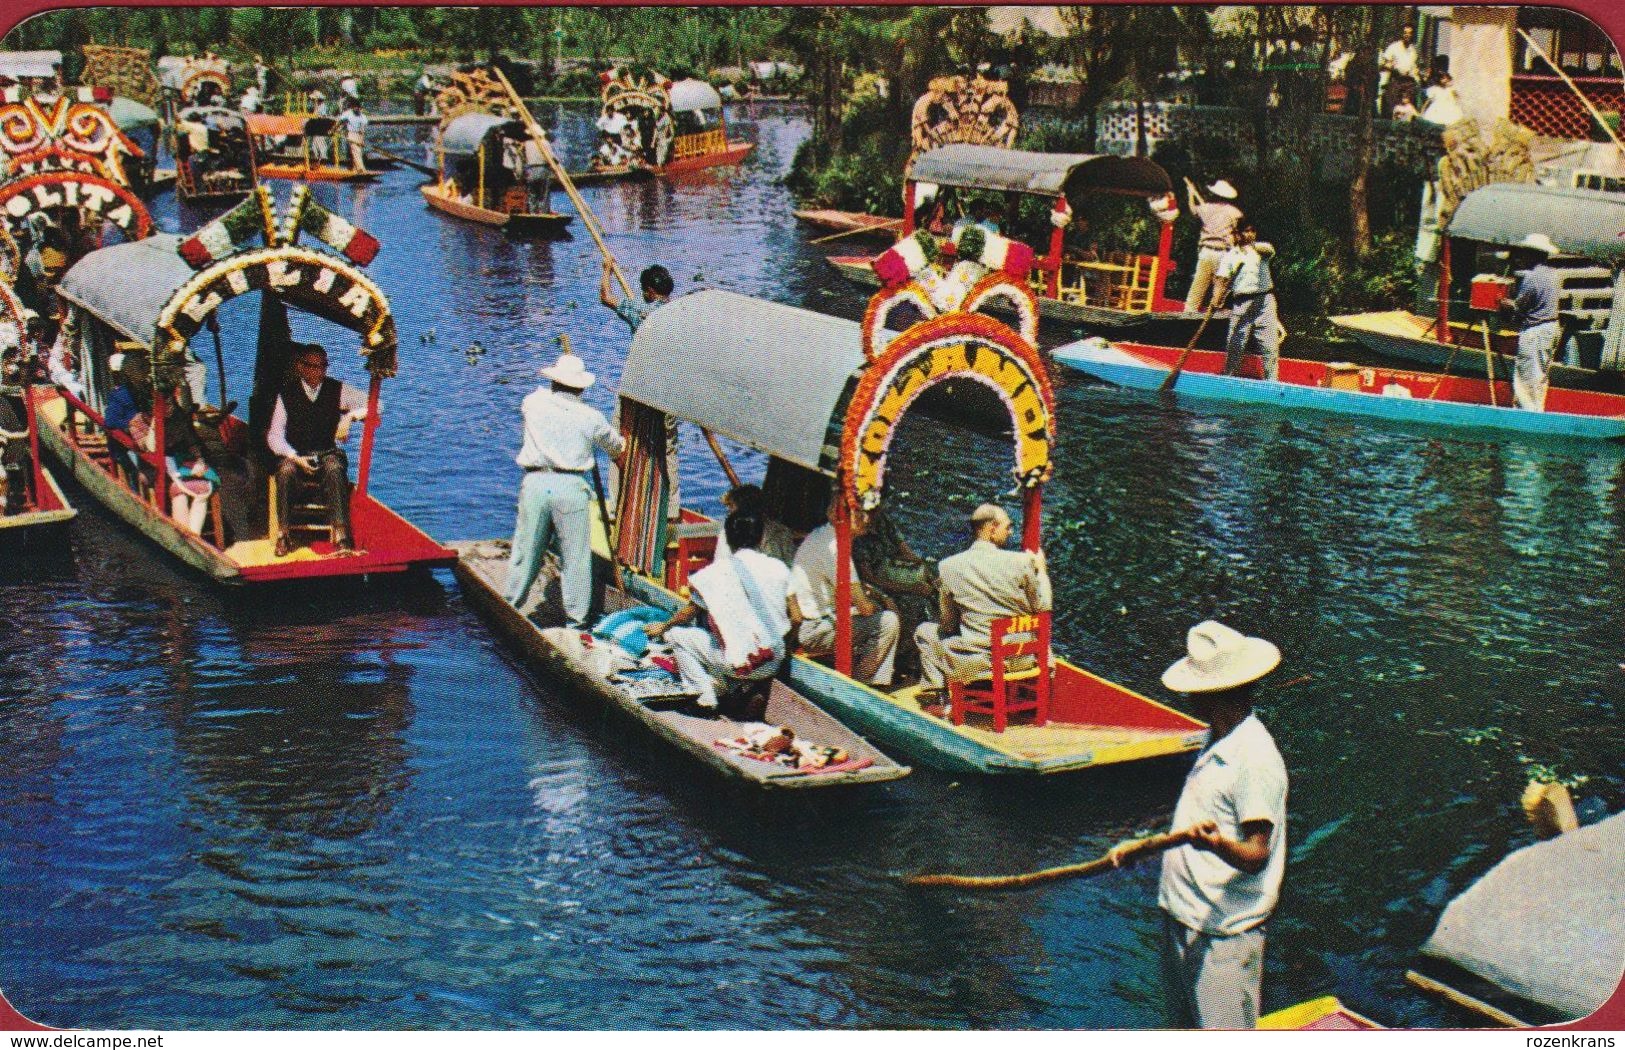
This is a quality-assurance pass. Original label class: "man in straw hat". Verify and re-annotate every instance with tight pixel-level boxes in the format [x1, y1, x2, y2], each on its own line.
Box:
[1499, 233, 1562, 412]
[504, 350, 624, 629]
[1182, 177, 1244, 314]
[1111, 620, 1288, 1029]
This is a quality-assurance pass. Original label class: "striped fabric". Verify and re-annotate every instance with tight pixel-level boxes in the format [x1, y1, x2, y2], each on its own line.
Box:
[613, 400, 671, 577]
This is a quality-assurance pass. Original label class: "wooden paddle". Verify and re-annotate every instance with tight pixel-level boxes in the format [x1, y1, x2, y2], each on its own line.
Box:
[1158, 299, 1220, 393]
[364, 142, 438, 177]
[907, 829, 1194, 890]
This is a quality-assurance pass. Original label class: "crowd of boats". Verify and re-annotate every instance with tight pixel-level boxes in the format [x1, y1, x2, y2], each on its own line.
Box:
[0, 47, 1617, 1028]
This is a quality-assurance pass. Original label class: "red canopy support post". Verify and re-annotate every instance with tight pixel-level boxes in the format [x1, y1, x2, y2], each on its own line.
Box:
[355, 372, 382, 497]
[22, 381, 42, 508]
[151, 391, 167, 512]
[1046, 222, 1064, 299]
[1437, 237, 1453, 347]
[1154, 219, 1175, 308]
[902, 181, 917, 236]
[1022, 485, 1043, 553]
[833, 488, 854, 678]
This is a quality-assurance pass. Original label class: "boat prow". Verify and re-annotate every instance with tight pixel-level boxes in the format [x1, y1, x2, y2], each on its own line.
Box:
[451, 540, 910, 790]
[0, 457, 75, 538]
[419, 182, 573, 237]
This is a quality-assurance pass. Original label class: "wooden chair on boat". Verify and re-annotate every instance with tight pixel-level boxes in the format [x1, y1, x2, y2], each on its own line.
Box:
[267, 470, 335, 549]
[949, 612, 1052, 733]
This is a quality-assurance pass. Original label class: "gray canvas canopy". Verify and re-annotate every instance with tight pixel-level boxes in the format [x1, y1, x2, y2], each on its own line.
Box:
[1422, 813, 1625, 1020]
[0, 51, 61, 80]
[668, 79, 722, 115]
[1449, 183, 1625, 263]
[909, 143, 1172, 198]
[621, 290, 867, 474]
[57, 234, 193, 349]
[440, 112, 524, 156]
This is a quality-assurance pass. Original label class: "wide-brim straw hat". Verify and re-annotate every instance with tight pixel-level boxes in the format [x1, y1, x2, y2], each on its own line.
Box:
[1516, 233, 1558, 256]
[540, 352, 595, 390]
[1162, 620, 1281, 693]
[1207, 179, 1239, 200]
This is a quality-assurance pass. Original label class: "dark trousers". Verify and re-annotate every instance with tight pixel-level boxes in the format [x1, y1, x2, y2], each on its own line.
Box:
[276, 449, 352, 545]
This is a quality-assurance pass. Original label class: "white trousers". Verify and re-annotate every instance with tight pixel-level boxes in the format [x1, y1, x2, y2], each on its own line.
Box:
[1160, 913, 1265, 1029]
[1514, 321, 1558, 413]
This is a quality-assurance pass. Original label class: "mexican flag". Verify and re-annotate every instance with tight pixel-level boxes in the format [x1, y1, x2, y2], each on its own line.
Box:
[284, 185, 380, 266]
[177, 188, 273, 269]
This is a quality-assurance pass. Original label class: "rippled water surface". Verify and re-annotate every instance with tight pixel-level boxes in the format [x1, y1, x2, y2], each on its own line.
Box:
[2, 105, 1621, 1030]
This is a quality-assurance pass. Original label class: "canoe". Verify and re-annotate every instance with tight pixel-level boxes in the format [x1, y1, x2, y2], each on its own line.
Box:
[1258, 997, 1381, 1030]
[1330, 310, 1622, 393]
[255, 161, 381, 183]
[451, 539, 910, 791]
[1052, 338, 1625, 442]
[564, 164, 656, 187]
[793, 208, 903, 238]
[826, 255, 1223, 339]
[419, 182, 573, 237]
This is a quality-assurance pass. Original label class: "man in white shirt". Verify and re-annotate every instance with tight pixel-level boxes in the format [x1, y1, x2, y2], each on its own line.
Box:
[339, 73, 360, 107]
[266, 342, 370, 556]
[340, 100, 368, 173]
[1112, 620, 1289, 1029]
[504, 351, 625, 629]
[1378, 25, 1419, 116]
[1212, 222, 1282, 381]
[788, 494, 900, 687]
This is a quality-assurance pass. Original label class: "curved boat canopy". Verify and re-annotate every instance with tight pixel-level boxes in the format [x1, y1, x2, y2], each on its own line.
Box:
[244, 112, 322, 138]
[1449, 183, 1625, 263]
[108, 96, 159, 132]
[58, 232, 398, 374]
[0, 51, 61, 81]
[177, 104, 247, 132]
[668, 79, 722, 115]
[622, 289, 867, 474]
[157, 56, 229, 94]
[440, 112, 526, 156]
[909, 143, 1172, 199]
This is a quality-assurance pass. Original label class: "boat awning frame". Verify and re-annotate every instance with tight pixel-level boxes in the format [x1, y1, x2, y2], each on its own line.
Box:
[1448, 182, 1625, 264]
[439, 112, 526, 156]
[668, 78, 723, 115]
[908, 142, 1173, 199]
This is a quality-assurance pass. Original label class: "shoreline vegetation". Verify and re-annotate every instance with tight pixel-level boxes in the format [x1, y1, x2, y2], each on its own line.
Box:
[11, 4, 1578, 321]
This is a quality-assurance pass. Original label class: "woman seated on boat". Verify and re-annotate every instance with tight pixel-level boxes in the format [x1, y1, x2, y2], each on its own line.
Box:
[647, 509, 793, 714]
[853, 503, 939, 676]
[103, 351, 153, 488]
[713, 483, 797, 565]
[155, 386, 219, 538]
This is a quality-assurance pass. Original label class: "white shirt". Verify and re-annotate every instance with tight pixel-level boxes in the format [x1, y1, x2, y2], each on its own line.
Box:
[515, 387, 624, 472]
[788, 523, 861, 622]
[696, 546, 792, 642]
[1379, 39, 1418, 80]
[340, 76, 359, 97]
[341, 110, 368, 137]
[1158, 715, 1288, 937]
[1217, 242, 1275, 296]
[714, 517, 798, 567]
[267, 379, 369, 459]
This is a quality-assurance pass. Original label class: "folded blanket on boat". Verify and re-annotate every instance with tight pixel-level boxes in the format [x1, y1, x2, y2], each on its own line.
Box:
[688, 556, 788, 678]
[592, 605, 669, 659]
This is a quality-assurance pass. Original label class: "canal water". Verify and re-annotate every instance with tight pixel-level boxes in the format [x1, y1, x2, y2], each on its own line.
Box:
[2, 104, 1620, 1030]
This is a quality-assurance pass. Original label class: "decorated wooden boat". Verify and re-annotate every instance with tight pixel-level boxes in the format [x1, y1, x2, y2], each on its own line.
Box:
[588, 71, 753, 178]
[245, 113, 379, 183]
[1332, 183, 1625, 392]
[827, 145, 1222, 342]
[1258, 997, 1381, 1030]
[0, 282, 75, 540]
[171, 104, 257, 204]
[155, 54, 230, 118]
[1052, 338, 1625, 441]
[421, 111, 571, 237]
[605, 276, 1208, 775]
[44, 188, 454, 584]
[453, 539, 909, 790]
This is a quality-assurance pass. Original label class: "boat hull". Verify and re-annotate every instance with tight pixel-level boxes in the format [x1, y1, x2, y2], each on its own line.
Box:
[564, 165, 657, 187]
[419, 184, 573, 237]
[451, 540, 909, 790]
[255, 162, 381, 183]
[660, 141, 754, 174]
[826, 255, 1221, 340]
[1329, 310, 1622, 393]
[0, 465, 75, 538]
[37, 392, 456, 584]
[793, 208, 903, 238]
[1052, 338, 1625, 441]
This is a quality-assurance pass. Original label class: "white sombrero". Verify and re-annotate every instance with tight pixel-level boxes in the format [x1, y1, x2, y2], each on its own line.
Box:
[540, 352, 595, 390]
[1161, 620, 1281, 693]
[1207, 179, 1239, 200]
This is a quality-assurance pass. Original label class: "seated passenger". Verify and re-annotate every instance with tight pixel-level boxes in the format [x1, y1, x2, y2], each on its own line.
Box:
[853, 503, 939, 674]
[915, 503, 1051, 702]
[648, 509, 793, 712]
[193, 400, 256, 544]
[787, 492, 900, 688]
[103, 351, 152, 486]
[713, 483, 797, 566]
[156, 386, 217, 537]
[266, 342, 369, 556]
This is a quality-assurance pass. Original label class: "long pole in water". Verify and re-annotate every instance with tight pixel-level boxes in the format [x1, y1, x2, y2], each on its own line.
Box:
[907, 829, 1194, 890]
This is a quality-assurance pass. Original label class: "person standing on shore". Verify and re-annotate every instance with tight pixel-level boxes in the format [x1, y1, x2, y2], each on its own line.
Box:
[1111, 620, 1289, 1029]
[1183, 178, 1243, 314]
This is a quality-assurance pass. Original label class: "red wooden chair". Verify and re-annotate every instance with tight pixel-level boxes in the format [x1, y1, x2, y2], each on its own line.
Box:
[949, 612, 1052, 733]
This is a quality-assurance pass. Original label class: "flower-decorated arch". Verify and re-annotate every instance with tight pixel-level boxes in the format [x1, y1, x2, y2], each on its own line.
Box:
[154, 245, 398, 377]
[0, 92, 143, 186]
[0, 169, 152, 240]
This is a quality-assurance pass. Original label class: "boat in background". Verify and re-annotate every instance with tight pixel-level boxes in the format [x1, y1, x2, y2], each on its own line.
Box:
[246, 113, 380, 183]
[827, 144, 1220, 342]
[1331, 183, 1625, 393]
[579, 71, 754, 181]
[45, 190, 453, 584]
[420, 111, 571, 236]
[1052, 338, 1625, 441]
[793, 208, 903, 240]
[0, 283, 74, 542]
[602, 273, 1208, 775]
[172, 105, 257, 204]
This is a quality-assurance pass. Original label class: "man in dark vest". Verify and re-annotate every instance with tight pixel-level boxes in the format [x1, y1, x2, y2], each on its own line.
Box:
[265, 342, 369, 557]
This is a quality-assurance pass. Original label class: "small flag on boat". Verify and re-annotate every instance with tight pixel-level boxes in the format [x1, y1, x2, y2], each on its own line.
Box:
[953, 226, 1034, 282]
[281, 184, 380, 266]
[873, 230, 938, 286]
[177, 186, 275, 269]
